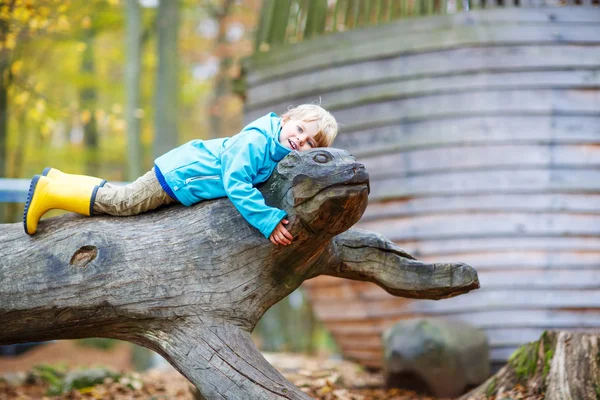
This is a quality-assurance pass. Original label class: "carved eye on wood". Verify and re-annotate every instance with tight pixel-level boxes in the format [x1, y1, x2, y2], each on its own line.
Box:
[313, 153, 331, 164]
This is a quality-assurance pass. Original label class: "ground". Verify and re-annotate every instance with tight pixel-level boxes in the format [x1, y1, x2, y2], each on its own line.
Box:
[0, 341, 534, 399]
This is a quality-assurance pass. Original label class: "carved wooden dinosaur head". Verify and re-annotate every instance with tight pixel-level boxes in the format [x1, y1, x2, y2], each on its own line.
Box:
[262, 148, 369, 237]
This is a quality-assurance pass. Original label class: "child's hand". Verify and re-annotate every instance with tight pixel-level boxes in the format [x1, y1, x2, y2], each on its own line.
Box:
[269, 219, 293, 246]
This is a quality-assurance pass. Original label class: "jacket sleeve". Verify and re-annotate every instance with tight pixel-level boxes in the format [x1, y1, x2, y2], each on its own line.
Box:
[220, 130, 286, 238]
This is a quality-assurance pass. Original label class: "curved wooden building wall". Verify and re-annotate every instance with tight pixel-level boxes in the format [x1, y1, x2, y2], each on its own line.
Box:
[243, 7, 600, 369]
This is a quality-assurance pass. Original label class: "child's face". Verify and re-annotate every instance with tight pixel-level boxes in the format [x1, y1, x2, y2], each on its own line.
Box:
[279, 119, 320, 152]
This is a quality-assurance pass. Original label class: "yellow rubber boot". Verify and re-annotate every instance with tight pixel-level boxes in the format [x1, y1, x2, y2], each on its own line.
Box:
[42, 167, 106, 188]
[23, 175, 99, 235]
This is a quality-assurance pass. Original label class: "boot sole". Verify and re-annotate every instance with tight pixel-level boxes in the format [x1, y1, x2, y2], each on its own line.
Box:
[23, 175, 41, 235]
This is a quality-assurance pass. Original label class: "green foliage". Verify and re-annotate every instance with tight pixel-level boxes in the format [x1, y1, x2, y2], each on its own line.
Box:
[77, 337, 118, 350]
[542, 348, 554, 380]
[508, 341, 539, 380]
[32, 364, 142, 396]
[486, 376, 497, 397]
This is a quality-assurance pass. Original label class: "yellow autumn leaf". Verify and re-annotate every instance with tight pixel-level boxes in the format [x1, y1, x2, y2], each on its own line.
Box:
[5, 33, 16, 50]
[76, 42, 87, 52]
[36, 99, 46, 114]
[113, 119, 126, 132]
[94, 109, 105, 121]
[81, 109, 92, 124]
[29, 17, 40, 30]
[10, 60, 23, 75]
[41, 123, 51, 137]
[81, 15, 91, 29]
[56, 15, 71, 31]
[14, 91, 29, 106]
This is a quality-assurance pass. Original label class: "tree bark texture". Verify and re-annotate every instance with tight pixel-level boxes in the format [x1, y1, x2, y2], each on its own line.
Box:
[463, 330, 600, 400]
[0, 149, 479, 399]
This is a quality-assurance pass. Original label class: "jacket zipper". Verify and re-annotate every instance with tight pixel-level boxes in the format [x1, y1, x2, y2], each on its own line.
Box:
[184, 175, 219, 184]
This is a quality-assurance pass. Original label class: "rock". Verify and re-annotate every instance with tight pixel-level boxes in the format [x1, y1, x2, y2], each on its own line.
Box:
[382, 318, 490, 397]
[0, 372, 27, 386]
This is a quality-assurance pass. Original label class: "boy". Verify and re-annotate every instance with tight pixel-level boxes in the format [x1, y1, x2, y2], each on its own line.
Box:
[23, 104, 338, 246]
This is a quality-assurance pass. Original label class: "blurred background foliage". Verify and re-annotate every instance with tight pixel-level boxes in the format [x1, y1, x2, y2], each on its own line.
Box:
[0, 0, 340, 367]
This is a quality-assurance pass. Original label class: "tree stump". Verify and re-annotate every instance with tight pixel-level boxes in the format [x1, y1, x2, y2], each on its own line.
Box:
[463, 330, 600, 400]
[0, 149, 480, 399]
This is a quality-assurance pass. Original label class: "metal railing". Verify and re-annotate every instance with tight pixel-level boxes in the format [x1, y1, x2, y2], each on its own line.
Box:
[0, 178, 30, 203]
[255, 0, 595, 51]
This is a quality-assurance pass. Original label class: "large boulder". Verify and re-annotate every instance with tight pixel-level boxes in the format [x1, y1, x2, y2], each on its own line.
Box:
[382, 318, 490, 397]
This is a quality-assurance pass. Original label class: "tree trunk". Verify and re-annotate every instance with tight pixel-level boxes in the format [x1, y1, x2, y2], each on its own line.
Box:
[125, 0, 143, 180]
[208, 0, 234, 139]
[0, 149, 479, 399]
[463, 331, 600, 400]
[153, 0, 179, 159]
[80, 26, 99, 176]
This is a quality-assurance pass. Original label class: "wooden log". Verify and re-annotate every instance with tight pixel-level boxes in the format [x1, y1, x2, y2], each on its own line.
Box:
[358, 211, 600, 240]
[314, 309, 600, 331]
[247, 68, 600, 112]
[311, 289, 600, 320]
[462, 331, 600, 399]
[367, 169, 600, 201]
[361, 194, 600, 222]
[249, 22, 600, 84]
[249, 8, 600, 80]
[334, 115, 600, 153]
[0, 149, 479, 399]
[390, 236, 600, 257]
[247, 88, 600, 131]
[359, 144, 600, 179]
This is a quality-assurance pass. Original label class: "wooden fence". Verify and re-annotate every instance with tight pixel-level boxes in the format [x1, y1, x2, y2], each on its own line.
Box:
[255, 0, 596, 50]
[244, 5, 600, 370]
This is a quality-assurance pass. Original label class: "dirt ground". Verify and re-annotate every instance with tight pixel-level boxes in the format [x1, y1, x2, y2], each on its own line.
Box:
[0, 341, 532, 399]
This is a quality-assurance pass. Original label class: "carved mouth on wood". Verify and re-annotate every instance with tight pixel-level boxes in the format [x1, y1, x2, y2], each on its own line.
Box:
[294, 181, 369, 207]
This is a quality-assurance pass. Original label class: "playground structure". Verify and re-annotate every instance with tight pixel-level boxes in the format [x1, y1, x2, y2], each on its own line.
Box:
[244, 3, 600, 370]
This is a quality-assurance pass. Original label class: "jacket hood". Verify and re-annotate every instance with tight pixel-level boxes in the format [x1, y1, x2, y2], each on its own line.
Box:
[265, 113, 291, 162]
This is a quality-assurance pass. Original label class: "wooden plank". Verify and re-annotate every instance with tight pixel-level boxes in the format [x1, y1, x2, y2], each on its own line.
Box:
[250, 7, 600, 67]
[362, 194, 600, 221]
[320, 310, 600, 334]
[250, 8, 600, 67]
[248, 67, 600, 111]
[249, 23, 600, 84]
[332, 327, 600, 352]
[367, 168, 600, 202]
[390, 237, 600, 257]
[336, 116, 600, 158]
[309, 269, 600, 303]
[247, 46, 600, 108]
[311, 289, 600, 321]
[357, 210, 600, 240]
[359, 144, 600, 180]
[416, 252, 600, 271]
[247, 88, 600, 130]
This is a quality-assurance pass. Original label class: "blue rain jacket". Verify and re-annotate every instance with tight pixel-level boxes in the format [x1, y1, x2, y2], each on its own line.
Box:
[154, 113, 291, 238]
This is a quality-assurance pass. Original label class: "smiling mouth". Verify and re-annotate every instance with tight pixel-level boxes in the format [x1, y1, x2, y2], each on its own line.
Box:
[288, 139, 298, 151]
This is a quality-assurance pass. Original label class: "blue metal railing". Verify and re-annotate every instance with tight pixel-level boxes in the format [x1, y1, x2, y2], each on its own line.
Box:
[0, 178, 30, 203]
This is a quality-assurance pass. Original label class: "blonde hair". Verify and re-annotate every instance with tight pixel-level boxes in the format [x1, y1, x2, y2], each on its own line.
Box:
[281, 104, 338, 147]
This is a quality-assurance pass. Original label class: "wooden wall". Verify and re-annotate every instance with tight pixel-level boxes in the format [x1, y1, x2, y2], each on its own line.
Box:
[243, 7, 600, 370]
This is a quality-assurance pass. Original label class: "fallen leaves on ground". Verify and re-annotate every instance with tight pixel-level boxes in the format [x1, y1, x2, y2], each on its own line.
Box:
[0, 352, 543, 400]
